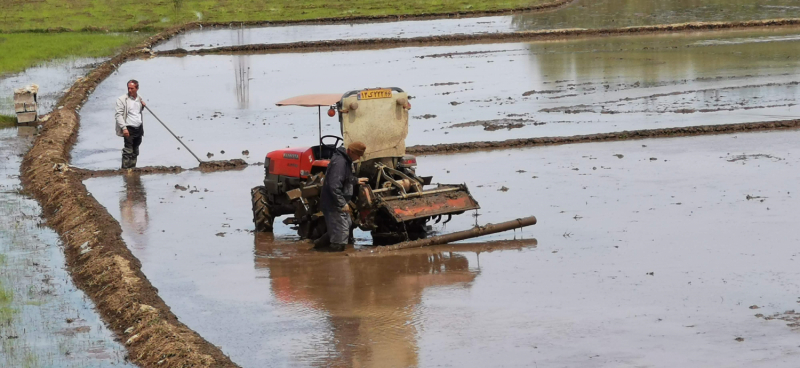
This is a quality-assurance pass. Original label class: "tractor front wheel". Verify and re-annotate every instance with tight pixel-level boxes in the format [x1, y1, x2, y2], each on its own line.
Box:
[251, 186, 274, 232]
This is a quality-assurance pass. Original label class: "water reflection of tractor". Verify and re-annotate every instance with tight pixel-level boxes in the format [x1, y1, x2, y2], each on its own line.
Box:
[251, 87, 535, 246]
[253, 234, 479, 367]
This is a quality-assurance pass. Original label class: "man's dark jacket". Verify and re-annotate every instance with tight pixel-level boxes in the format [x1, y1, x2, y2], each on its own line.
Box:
[320, 146, 356, 212]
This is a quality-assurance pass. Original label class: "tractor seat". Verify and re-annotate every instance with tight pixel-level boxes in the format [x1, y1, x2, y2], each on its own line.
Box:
[312, 144, 337, 160]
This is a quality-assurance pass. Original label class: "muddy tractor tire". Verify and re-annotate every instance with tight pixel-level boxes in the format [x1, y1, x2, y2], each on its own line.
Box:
[251, 186, 274, 232]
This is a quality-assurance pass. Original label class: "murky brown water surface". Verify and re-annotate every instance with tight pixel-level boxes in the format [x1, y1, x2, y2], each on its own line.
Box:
[0, 128, 131, 367]
[85, 130, 800, 367]
[75, 28, 800, 170]
[153, 0, 800, 51]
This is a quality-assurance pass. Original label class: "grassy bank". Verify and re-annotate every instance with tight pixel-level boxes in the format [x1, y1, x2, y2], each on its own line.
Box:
[0, 0, 554, 32]
[0, 32, 146, 77]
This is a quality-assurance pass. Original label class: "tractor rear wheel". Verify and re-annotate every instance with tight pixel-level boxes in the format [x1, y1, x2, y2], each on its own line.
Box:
[251, 186, 274, 232]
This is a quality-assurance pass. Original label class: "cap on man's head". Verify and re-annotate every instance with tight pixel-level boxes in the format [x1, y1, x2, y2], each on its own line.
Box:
[348, 141, 367, 156]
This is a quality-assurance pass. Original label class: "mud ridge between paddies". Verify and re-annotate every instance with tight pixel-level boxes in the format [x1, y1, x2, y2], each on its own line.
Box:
[7, 0, 574, 33]
[70, 159, 252, 179]
[20, 26, 239, 368]
[407, 120, 800, 155]
[156, 18, 800, 55]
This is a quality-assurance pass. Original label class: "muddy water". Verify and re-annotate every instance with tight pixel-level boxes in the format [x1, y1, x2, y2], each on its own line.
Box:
[0, 58, 103, 116]
[153, 0, 800, 52]
[85, 129, 800, 367]
[75, 28, 800, 169]
[0, 128, 132, 367]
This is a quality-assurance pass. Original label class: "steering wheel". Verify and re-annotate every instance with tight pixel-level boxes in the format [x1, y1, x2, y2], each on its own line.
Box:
[321, 135, 343, 148]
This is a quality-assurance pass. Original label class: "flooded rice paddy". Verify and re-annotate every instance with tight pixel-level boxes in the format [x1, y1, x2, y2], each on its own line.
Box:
[75, 28, 800, 170]
[84, 130, 800, 367]
[14, 7, 798, 366]
[0, 128, 131, 367]
[154, 0, 800, 51]
[0, 58, 103, 117]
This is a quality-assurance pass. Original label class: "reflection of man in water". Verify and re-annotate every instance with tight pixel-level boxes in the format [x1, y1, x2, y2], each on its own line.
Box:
[119, 173, 149, 242]
[255, 236, 476, 367]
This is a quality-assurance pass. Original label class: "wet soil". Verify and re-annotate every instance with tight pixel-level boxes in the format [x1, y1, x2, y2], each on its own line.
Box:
[72, 165, 186, 179]
[449, 118, 532, 130]
[0, 128, 132, 368]
[83, 130, 800, 366]
[198, 158, 249, 172]
[71, 159, 252, 180]
[153, 0, 800, 52]
[73, 28, 800, 170]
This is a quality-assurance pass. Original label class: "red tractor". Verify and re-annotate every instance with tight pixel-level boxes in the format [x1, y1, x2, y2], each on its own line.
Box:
[251, 87, 480, 244]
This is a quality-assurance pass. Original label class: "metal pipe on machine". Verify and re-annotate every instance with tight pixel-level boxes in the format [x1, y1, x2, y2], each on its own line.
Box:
[364, 216, 537, 252]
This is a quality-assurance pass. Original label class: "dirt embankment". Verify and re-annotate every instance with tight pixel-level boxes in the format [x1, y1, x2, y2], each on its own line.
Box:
[157, 18, 800, 56]
[407, 120, 800, 155]
[20, 27, 239, 368]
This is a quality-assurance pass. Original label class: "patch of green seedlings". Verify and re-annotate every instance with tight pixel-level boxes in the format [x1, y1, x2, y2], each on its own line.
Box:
[0, 114, 17, 128]
[22, 353, 38, 368]
[0, 32, 147, 77]
[0, 279, 16, 324]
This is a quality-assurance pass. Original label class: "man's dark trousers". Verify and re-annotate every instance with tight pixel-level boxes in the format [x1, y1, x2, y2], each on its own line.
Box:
[122, 125, 143, 169]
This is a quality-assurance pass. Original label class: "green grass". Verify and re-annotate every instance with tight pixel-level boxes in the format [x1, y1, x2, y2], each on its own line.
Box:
[0, 280, 15, 324]
[0, 0, 549, 76]
[22, 353, 38, 368]
[0, 32, 146, 77]
[0, 0, 553, 32]
[0, 114, 17, 128]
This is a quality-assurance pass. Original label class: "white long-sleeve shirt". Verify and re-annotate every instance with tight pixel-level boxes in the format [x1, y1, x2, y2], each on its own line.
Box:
[114, 94, 144, 136]
[125, 96, 143, 127]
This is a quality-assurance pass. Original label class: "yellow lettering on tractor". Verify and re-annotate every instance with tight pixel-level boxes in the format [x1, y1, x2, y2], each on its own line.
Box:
[358, 89, 393, 100]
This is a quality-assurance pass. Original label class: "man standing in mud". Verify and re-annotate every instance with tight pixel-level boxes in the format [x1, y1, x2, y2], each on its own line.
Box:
[319, 141, 368, 251]
[115, 80, 146, 169]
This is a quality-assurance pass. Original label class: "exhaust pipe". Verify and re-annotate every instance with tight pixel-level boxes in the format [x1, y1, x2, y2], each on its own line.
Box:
[361, 216, 537, 253]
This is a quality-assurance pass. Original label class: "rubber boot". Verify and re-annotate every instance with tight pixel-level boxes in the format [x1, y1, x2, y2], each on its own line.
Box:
[122, 148, 136, 169]
[121, 155, 133, 169]
[313, 232, 331, 249]
[330, 243, 346, 252]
